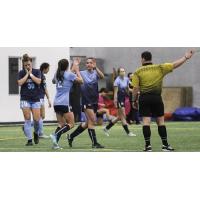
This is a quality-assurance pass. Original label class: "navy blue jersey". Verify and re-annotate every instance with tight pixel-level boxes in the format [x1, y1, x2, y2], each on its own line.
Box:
[80, 70, 99, 105]
[38, 73, 46, 99]
[18, 69, 41, 102]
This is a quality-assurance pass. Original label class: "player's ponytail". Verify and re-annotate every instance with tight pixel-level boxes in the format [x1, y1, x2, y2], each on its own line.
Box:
[56, 59, 69, 83]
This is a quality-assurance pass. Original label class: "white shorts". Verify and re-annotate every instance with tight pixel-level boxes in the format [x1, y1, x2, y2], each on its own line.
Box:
[20, 100, 41, 109]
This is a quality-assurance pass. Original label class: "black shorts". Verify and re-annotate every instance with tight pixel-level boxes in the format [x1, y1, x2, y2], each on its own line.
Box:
[54, 105, 73, 114]
[139, 94, 164, 117]
[82, 104, 98, 113]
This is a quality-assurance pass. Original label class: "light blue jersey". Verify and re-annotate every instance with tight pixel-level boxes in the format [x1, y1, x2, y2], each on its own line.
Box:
[114, 76, 129, 101]
[80, 70, 99, 105]
[54, 71, 77, 106]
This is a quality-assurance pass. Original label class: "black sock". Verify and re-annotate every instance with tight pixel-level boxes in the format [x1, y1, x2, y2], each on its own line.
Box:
[28, 139, 32, 143]
[106, 122, 114, 130]
[55, 124, 70, 142]
[143, 126, 151, 147]
[54, 127, 61, 142]
[122, 124, 130, 134]
[69, 125, 85, 140]
[158, 126, 169, 146]
[88, 129, 98, 145]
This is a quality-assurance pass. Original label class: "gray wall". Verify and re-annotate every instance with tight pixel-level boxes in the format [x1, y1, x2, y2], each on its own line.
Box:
[70, 47, 200, 107]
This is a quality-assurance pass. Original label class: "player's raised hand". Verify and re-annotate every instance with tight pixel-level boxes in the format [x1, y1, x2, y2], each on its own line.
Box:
[73, 57, 81, 66]
[92, 58, 97, 69]
[185, 50, 194, 59]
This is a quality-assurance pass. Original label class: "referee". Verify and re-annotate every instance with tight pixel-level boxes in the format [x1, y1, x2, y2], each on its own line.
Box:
[131, 50, 194, 151]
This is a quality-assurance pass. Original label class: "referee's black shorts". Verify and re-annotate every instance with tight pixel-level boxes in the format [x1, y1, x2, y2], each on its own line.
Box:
[139, 94, 164, 117]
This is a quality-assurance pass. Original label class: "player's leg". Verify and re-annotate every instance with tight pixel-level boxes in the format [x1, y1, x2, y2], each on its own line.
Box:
[21, 103, 32, 146]
[103, 116, 119, 136]
[49, 112, 65, 149]
[56, 111, 75, 141]
[38, 100, 48, 138]
[142, 117, 152, 151]
[31, 103, 41, 144]
[154, 98, 174, 151]
[118, 106, 136, 136]
[67, 105, 88, 147]
[139, 95, 152, 151]
[85, 107, 104, 148]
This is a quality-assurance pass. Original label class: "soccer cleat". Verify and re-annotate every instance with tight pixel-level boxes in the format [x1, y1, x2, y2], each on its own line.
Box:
[103, 127, 110, 136]
[39, 134, 50, 139]
[52, 144, 63, 150]
[144, 145, 152, 152]
[127, 132, 136, 137]
[33, 132, 39, 144]
[162, 145, 175, 152]
[92, 143, 104, 149]
[67, 134, 73, 148]
[26, 141, 33, 146]
[50, 134, 58, 146]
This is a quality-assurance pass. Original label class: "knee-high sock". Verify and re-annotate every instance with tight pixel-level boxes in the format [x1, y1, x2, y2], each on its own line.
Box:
[54, 124, 71, 142]
[106, 122, 115, 130]
[143, 126, 151, 147]
[34, 120, 40, 135]
[24, 120, 32, 140]
[38, 118, 43, 136]
[158, 126, 169, 146]
[69, 125, 86, 140]
[122, 124, 131, 134]
[88, 129, 98, 145]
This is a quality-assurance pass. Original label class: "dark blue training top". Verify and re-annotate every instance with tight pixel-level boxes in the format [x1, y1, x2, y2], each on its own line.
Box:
[18, 69, 41, 102]
[38, 73, 46, 99]
[80, 70, 99, 105]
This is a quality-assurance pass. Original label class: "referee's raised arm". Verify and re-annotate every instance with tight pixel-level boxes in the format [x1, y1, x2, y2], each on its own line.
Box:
[172, 50, 194, 69]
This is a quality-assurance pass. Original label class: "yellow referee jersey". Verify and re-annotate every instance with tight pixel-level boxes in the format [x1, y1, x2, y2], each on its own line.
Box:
[131, 63, 173, 95]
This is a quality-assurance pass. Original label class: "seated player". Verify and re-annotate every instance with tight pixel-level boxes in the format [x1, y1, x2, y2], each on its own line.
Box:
[96, 88, 116, 125]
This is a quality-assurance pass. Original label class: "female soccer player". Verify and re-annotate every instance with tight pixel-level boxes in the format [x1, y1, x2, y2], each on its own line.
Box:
[67, 58, 105, 148]
[18, 54, 42, 146]
[103, 67, 136, 137]
[38, 62, 52, 138]
[50, 58, 83, 149]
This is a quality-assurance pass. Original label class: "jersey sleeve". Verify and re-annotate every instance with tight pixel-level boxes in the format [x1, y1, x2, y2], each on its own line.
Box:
[131, 73, 139, 88]
[69, 72, 77, 82]
[113, 78, 119, 87]
[160, 63, 173, 76]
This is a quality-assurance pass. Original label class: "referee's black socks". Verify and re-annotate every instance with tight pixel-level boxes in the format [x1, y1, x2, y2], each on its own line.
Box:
[143, 126, 151, 147]
[88, 129, 98, 145]
[158, 125, 169, 146]
[69, 124, 85, 140]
